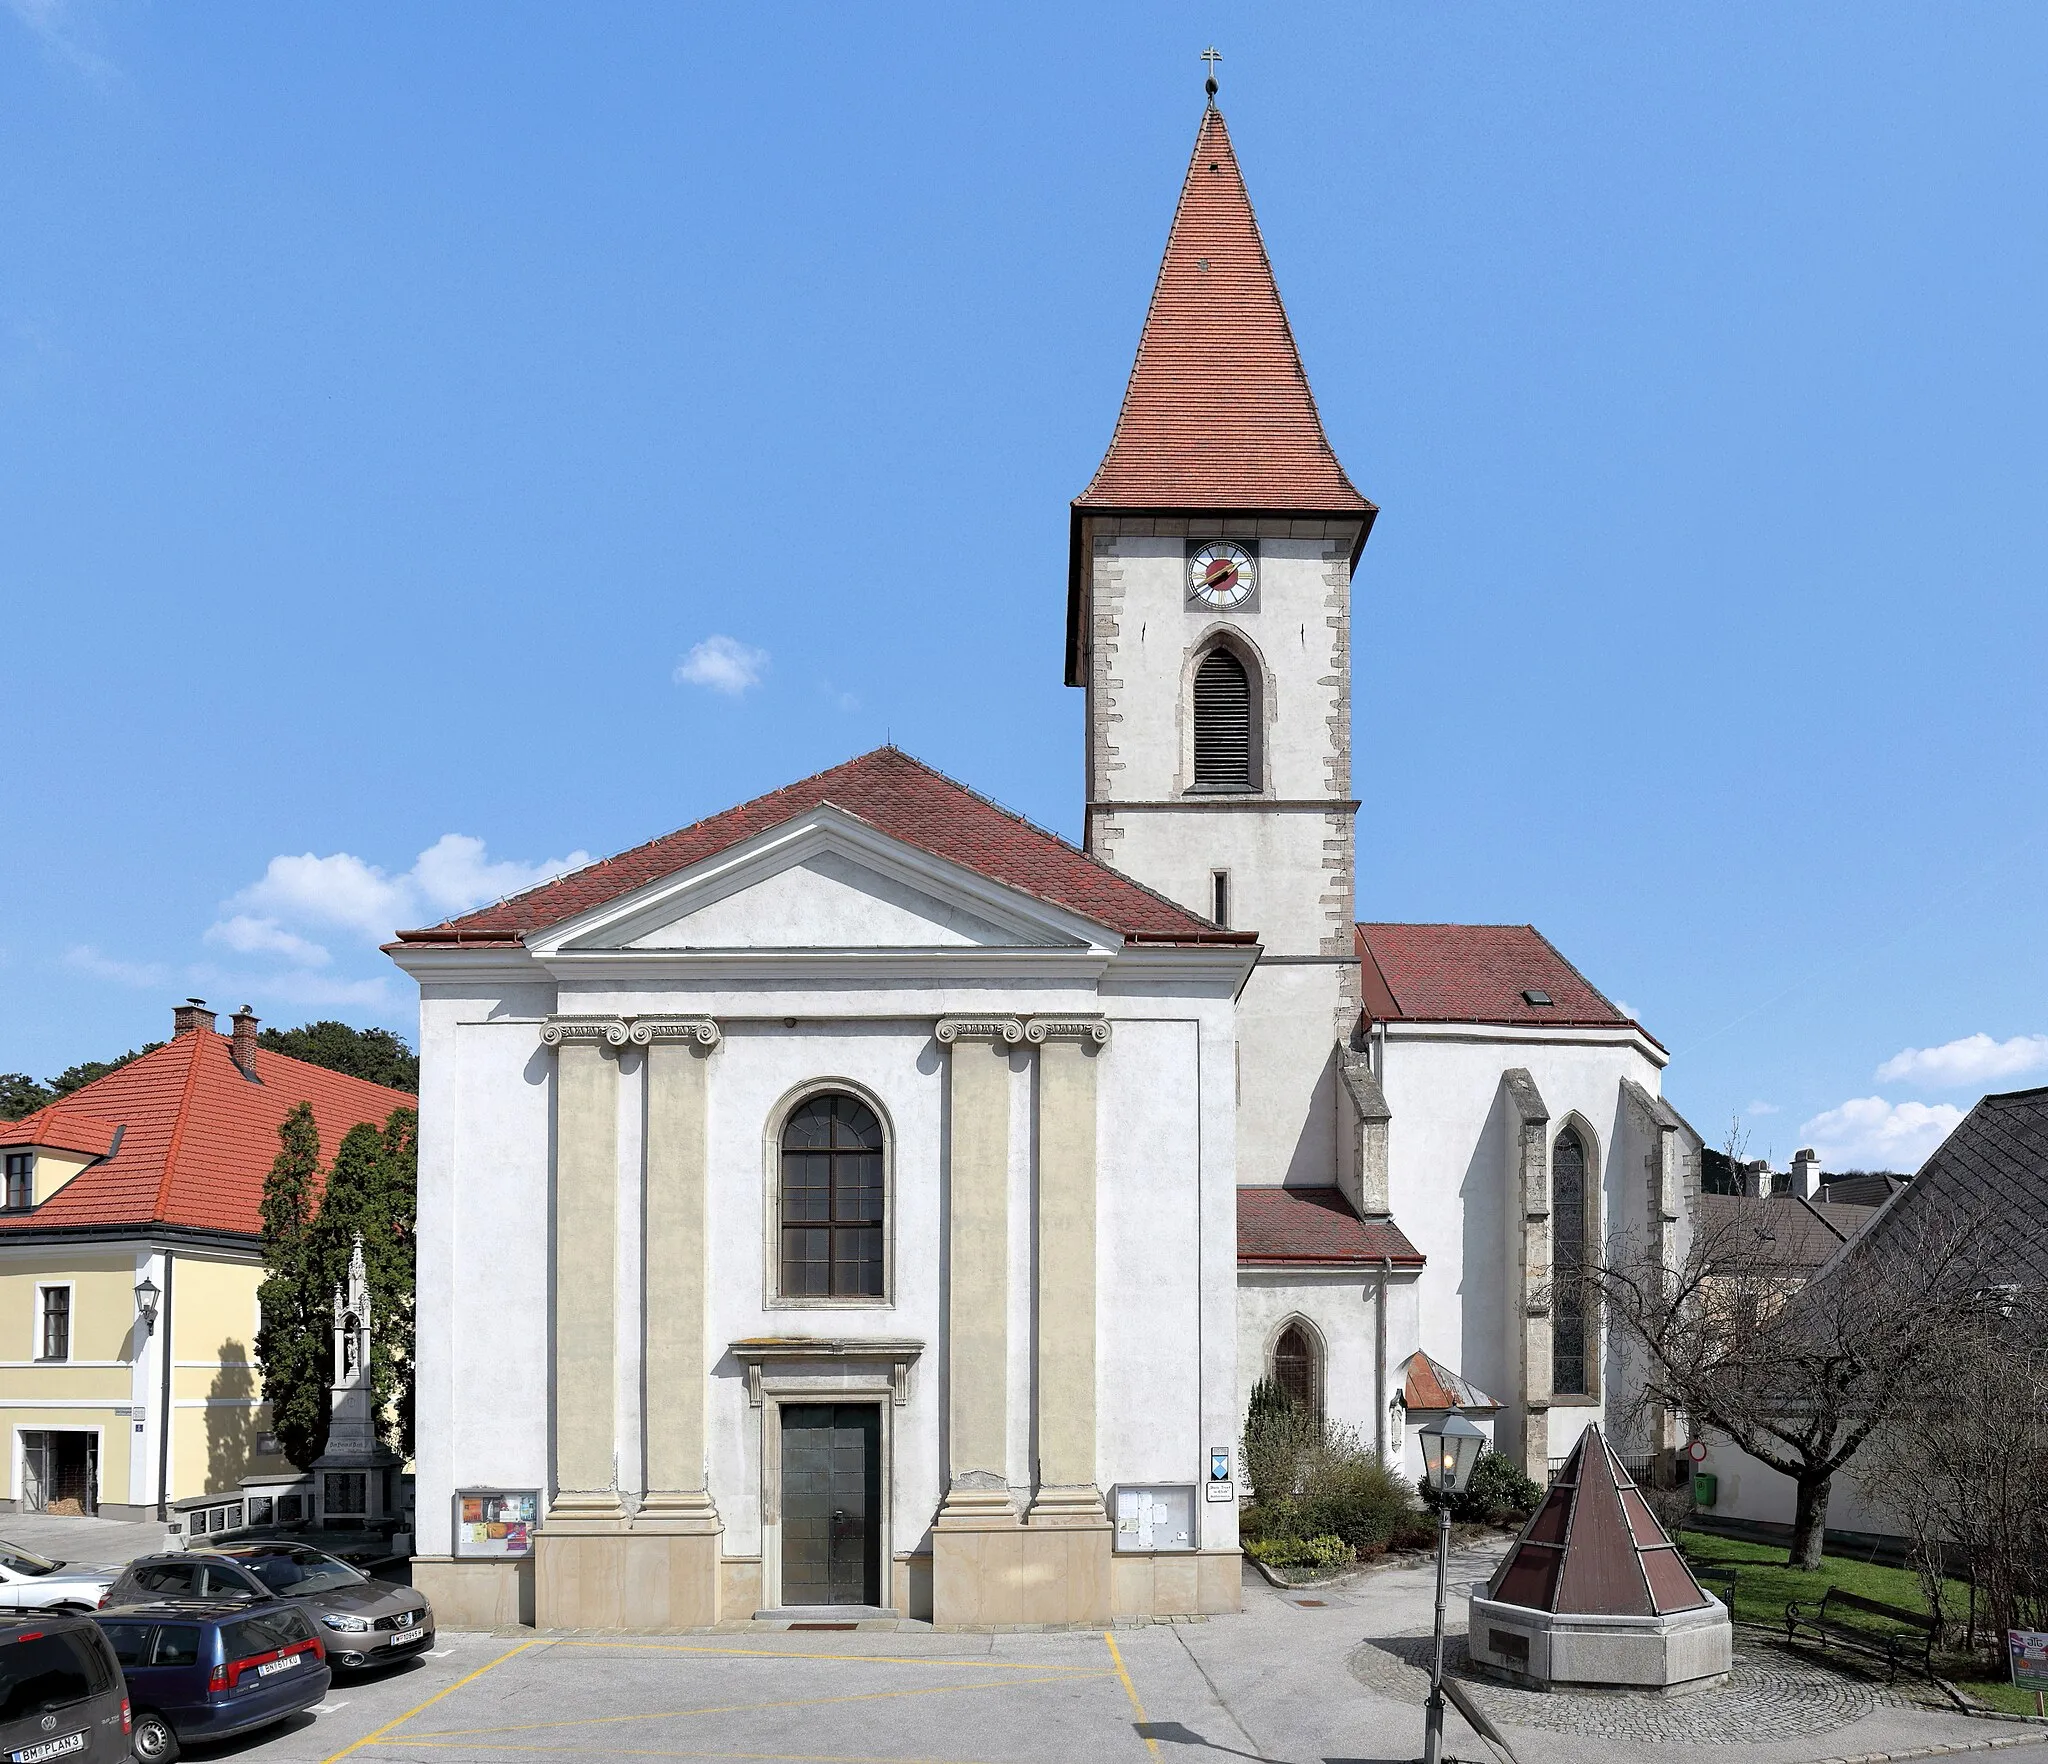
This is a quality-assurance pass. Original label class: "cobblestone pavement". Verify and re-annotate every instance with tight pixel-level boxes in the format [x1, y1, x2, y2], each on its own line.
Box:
[1352, 1630, 1922, 1742]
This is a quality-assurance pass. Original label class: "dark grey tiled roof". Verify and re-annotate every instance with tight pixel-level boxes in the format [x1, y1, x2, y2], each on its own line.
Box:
[1849, 1087, 2048, 1287]
[1696, 1194, 1878, 1272]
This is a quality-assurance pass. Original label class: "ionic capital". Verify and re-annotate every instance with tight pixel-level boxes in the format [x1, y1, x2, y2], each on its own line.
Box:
[1023, 1015, 1111, 1046]
[934, 1015, 1026, 1046]
[628, 1015, 722, 1049]
[539, 1014, 631, 1048]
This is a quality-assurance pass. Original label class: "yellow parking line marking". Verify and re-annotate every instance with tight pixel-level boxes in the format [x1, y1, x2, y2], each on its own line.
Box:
[546, 1640, 1101, 1670]
[320, 1637, 550, 1763]
[383, 1746, 988, 1761]
[1103, 1630, 1160, 1758]
[412, 1670, 1115, 1739]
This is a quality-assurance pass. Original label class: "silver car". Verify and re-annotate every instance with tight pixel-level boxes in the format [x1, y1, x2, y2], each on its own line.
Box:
[0, 1539, 119, 1612]
[153, 1544, 433, 1671]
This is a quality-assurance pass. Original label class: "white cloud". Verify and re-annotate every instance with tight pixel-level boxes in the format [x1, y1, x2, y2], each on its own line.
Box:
[64, 945, 167, 988]
[675, 635, 768, 696]
[1798, 1096, 1964, 1172]
[1875, 1033, 2048, 1090]
[5, 0, 120, 82]
[1745, 1100, 1782, 1117]
[224, 834, 592, 945]
[203, 915, 331, 968]
[1612, 1000, 1637, 1021]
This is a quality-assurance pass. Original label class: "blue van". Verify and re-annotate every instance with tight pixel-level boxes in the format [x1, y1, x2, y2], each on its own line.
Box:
[91, 1599, 329, 1762]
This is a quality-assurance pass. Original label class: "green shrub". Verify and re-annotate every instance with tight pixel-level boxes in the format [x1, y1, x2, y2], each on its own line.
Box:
[1420, 1449, 1544, 1525]
[1244, 1533, 1350, 1572]
[1238, 1379, 1423, 1555]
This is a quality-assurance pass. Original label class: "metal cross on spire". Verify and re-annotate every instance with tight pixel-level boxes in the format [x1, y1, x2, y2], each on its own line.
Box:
[1201, 45, 1222, 106]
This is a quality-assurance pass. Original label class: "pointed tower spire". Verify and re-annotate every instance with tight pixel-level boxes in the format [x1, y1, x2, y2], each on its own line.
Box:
[1066, 103, 1375, 678]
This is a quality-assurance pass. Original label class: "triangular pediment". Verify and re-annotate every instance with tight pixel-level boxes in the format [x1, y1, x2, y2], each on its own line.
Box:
[523, 806, 1109, 955]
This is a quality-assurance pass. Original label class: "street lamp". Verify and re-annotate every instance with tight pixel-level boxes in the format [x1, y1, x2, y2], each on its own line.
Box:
[133, 1275, 159, 1337]
[1418, 1408, 1486, 1764]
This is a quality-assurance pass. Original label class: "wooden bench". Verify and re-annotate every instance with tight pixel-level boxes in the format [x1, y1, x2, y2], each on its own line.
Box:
[1784, 1586, 1938, 1682]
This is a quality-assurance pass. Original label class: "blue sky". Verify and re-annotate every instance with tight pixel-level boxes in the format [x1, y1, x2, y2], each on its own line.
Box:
[4, 3, 2044, 1171]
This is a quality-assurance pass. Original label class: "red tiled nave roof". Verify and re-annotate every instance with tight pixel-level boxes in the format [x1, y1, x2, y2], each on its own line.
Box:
[1355, 922, 1654, 1043]
[0, 1033, 414, 1238]
[397, 747, 1245, 949]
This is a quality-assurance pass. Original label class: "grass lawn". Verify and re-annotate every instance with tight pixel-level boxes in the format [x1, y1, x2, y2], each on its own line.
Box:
[1677, 1529, 2042, 1717]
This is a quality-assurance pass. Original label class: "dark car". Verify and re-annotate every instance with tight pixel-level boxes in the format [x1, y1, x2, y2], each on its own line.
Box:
[104, 1547, 433, 1673]
[0, 1611, 131, 1763]
[92, 1599, 328, 1762]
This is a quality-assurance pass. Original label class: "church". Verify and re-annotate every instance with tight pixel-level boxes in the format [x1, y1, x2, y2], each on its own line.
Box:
[390, 93, 1701, 1632]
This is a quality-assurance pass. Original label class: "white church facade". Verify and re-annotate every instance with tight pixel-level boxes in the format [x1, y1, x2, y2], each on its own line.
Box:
[390, 96, 1699, 1632]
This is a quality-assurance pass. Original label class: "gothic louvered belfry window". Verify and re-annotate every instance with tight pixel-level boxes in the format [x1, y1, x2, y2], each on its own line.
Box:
[1273, 1322, 1317, 1413]
[1192, 647, 1254, 790]
[1552, 1127, 1589, 1395]
[780, 1094, 885, 1299]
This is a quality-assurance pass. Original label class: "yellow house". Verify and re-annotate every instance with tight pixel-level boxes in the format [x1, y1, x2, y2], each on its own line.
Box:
[0, 1001, 414, 1518]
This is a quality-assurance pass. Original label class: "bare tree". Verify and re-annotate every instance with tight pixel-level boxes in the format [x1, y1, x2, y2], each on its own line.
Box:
[1856, 1283, 2048, 1649]
[1591, 1196, 1994, 1570]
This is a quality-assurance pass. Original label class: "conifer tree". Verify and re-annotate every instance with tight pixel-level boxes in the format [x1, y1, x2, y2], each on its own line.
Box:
[310, 1111, 418, 1456]
[255, 1103, 330, 1469]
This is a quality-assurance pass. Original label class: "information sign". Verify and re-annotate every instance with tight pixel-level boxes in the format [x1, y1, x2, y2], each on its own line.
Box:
[455, 1488, 539, 1559]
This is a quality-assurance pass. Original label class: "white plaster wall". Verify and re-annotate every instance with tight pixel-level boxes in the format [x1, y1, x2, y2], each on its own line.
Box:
[415, 987, 556, 1556]
[1377, 1030, 1669, 1445]
[1098, 1018, 1206, 1499]
[1093, 536, 1345, 805]
[411, 940, 1242, 1569]
[695, 1021, 946, 1558]
[1692, 1433, 1902, 1537]
[1104, 810, 1345, 956]
[627, 854, 1013, 950]
[1236, 1273, 1380, 1445]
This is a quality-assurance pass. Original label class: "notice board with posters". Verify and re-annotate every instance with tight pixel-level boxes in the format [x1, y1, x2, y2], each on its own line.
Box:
[455, 1488, 539, 1558]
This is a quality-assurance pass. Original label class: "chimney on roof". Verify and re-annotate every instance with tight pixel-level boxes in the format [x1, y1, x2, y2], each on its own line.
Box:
[230, 1006, 260, 1080]
[1790, 1147, 1823, 1200]
[172, 998, 216, 1038]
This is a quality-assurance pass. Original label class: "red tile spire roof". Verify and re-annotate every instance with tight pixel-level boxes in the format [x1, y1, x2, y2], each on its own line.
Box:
[394, 746, 1248, 948]
[1074, 107, 1373, 519]
[0, 1031, 414, 1239]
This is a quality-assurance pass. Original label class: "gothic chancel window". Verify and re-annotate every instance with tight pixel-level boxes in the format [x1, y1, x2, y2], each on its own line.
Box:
[1273, 1322, 1318, 1414]
[1551, 1127, 1590, 1396]
[780, 1093, 885, 1299]
[1192, 647, 1254, 791]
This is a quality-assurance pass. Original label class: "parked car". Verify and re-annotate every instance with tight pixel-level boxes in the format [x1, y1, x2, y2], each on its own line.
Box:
[0, 1610, 131, 1763]
[92, 1598, 328, 1762]
[104, 1545, 433, 1672]
[0, 1543, 120, 1614]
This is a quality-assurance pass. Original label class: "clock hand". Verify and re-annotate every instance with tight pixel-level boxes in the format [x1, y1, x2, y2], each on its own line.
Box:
[1203, 559, 1237, 590]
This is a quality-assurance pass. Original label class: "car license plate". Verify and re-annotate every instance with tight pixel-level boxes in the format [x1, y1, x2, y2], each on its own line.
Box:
[11, 1732, 85, 1763]
[389, 1626, 429, 1646]
[257, 1653, 301, 1677]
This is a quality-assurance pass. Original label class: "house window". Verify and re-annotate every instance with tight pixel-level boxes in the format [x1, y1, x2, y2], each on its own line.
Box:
[39, 1286, 70, 1362]
[4, 1154, 30, 1210]
[1272, 1322, 1318, 1414]
[1192, 648, 1254, 791]
[1552, 1127, 1589, 1396]
[779, 1093, 885, 1299]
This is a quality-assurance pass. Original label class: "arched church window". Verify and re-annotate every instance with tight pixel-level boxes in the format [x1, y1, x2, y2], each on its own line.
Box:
[1192, 647, 1254, 791]
[780, 1093, 885, 1299]
[1552, 1127, 1590, 1395]
[1273, 1322, 1318, 1413]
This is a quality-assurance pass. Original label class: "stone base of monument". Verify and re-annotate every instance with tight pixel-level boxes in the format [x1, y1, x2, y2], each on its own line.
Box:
[1467, 1591, 1733, 1694]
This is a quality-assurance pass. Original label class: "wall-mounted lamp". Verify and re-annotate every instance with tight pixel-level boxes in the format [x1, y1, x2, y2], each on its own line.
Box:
[134, 1274, 160, 1337]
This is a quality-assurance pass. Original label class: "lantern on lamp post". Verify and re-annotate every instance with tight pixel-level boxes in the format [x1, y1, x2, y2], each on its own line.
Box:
[1417, 1408, 1486, 1764]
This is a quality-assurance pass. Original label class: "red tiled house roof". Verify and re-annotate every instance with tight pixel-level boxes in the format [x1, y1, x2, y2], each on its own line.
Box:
[394, 746, 1248, 949]
[1237, 1186, 1423, 1267]
[0, 1032, 414, 1239]
[1356, 923, 1658, 1046]
[1066, 105, 1376, 683]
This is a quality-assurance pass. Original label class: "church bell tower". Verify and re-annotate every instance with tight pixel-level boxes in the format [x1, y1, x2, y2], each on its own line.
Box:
[1068, 94, 1376, 1191]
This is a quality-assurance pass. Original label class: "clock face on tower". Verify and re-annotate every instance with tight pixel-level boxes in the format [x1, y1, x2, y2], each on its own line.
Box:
[1187, 541, 1257, 609]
